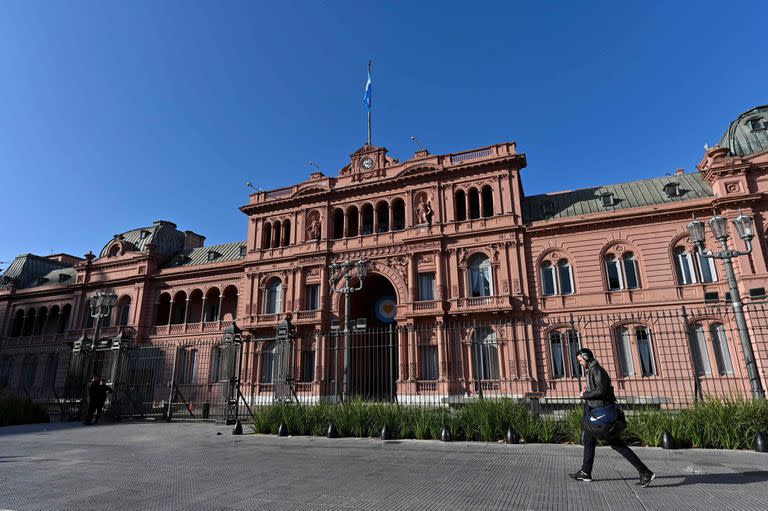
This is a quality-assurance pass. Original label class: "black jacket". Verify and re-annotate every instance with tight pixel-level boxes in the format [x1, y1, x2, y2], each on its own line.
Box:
[581, 360, 616, 409]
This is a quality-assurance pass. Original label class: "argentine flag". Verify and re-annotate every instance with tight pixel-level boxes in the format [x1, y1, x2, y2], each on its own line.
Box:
[363, 64, 372, 111]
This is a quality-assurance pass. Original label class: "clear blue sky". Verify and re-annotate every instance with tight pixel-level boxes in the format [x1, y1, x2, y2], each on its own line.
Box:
[1, 1, 766, 268]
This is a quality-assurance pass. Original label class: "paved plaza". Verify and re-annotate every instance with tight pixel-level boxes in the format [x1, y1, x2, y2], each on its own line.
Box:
[1, 421, 767, 510]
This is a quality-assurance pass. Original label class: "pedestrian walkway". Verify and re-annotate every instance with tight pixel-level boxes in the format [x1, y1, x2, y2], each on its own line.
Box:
[1, 422, 767, 510]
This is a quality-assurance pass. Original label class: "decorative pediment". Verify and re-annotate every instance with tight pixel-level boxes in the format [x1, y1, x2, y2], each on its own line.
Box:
[340, 144, 395, 181]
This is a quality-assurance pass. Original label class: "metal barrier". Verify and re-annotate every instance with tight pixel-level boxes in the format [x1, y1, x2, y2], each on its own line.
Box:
[2, 304, 767, 422]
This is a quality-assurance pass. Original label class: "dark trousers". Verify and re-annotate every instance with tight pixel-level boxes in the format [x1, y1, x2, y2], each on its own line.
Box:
[85, 402, 104, 424]
[581, 429, 649, 475]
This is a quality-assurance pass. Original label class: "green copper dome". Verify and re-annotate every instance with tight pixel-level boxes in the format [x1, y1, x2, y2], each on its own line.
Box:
[718, 105, 768, 157]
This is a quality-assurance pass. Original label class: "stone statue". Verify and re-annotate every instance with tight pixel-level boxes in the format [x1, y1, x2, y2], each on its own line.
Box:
[416, 197, 433, 225]
[306, 217, 321, 241]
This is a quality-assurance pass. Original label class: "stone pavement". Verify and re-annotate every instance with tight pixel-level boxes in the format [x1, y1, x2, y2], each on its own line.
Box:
[1, 422, 767, 510]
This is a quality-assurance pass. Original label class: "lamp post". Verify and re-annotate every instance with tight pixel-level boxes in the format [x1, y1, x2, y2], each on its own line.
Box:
[328, 259, 368, 402]
[687, 211, 766, 400]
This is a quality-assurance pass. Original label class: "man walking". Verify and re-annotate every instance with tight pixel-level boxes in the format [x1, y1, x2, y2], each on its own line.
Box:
[569, 348, 655, 487]
[92, 379, 113, 424]
[84, 375, 101, 425]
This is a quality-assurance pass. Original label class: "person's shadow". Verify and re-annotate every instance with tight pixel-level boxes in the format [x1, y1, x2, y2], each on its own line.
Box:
[600, 471, 768, 487]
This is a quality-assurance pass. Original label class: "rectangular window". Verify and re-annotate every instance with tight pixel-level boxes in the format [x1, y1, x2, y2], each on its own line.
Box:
[616, 328, 635, 377]
[690, 324, 712, 376]
[624, 258, 640, 289]
[118, 303, 130, 326]
[210, 347, 223, 382]
[558, 263, 573, 295]
[711, 324, 734, 376]
[300, 349, 315, 382]
[261, 343, 275, 383]
[567, 330, 582, 377]
[676, 251, 696, 285]
[636, 327, 656, 376]
[542, 264, 557, 296]
[304, 284, 320, 310]
[550, 332, 564, 378]
[418, 273, 435, 301]
[419, 344, 438, 380]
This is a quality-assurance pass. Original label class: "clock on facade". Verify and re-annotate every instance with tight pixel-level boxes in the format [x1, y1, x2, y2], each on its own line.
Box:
[361, 157, 375, 170]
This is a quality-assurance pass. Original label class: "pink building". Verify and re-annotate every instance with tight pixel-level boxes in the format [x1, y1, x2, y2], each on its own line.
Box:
[1, 105, 767, 412]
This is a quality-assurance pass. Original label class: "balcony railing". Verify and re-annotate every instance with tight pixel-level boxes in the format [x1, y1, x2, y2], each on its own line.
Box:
[297, 310, 320, 321]
[413, 300, 438, 311]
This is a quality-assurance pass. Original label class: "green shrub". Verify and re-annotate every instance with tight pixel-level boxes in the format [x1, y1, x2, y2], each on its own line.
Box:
[0, 395, 49, 427]
[246, 398, 768, 450]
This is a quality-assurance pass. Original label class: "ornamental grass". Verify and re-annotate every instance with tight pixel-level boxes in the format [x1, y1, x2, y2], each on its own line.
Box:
[248, 398, 768, 450]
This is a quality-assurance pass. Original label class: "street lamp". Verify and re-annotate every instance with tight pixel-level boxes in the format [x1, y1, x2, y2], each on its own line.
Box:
[328, 259, 368, 401]
[687, 212, 765, 400]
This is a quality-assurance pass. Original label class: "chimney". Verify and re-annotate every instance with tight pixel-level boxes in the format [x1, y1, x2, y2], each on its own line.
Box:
[184, 231, 206, 250]
[675, 168, 685, 175]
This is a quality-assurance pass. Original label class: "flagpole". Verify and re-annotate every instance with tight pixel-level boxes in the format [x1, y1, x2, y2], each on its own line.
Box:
[367, 60, 372, 146]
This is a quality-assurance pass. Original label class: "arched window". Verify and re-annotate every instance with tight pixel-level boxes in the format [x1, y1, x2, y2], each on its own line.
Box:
[455, 190, 467, 221]
[674, 246, 717, 285]
[615, 325, 656, 377]
[262, 223, 272, 249]
[392, 199, 406, 230]
[272, 222, 282, 248]
[468, 254, 493, 297]
[171, 292, 187, 324]
[10, 309, 24, 337]
[59, 304, 71, 334]
[118, 297, 131, 326]
[692, 322, 734, 376]
[376, 201, 389, 233]
[154, 294, 171, 326]
[604, 249, 642, 291]
[22, 308, 36, 336]
[540, 258, 575, 296]
[361, 204, 374, 235]
[468, 188, 480, 219]
[332, 209, 345, 239]
[481, 185, 494, 217]
[107, 244, 121, 257]
[264, 279, 283, 314]
[549, 329, 582, 379]
[203, 288, 220, 322]
[282, 220, 291, 246]
[473, 327, 499, 380]
[34, 307, 48, 335]
[347, 206, 359, 236]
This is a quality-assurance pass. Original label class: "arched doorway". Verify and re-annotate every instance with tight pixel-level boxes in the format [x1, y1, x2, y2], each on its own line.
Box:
[342, 273, 398, 401]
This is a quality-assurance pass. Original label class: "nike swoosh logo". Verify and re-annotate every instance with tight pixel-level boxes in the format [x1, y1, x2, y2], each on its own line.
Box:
[589, 415, 607, 422]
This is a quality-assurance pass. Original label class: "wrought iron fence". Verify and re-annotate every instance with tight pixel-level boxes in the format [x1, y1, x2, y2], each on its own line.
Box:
[2, 303, 767, 422]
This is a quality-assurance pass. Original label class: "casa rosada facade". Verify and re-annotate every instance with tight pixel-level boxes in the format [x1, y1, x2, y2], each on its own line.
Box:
[2, 105, 768, 404]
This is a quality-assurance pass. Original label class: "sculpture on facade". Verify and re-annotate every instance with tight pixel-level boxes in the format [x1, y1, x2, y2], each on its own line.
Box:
[306, 216, 321, 241]
[416, 197, 433, 225]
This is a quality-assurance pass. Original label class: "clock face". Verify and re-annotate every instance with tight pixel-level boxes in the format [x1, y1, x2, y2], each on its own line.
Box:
[361, 157, 375, 170]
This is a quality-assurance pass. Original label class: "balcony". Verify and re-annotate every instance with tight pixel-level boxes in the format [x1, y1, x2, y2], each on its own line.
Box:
[449, 295, 513, 313]
[296, 310, 320, 321]
[148, 321, 234, 337]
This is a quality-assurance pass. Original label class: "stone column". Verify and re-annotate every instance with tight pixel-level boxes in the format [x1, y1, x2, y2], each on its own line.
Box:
[408, 254, 417, 303]
[200, 297, 207, 322]
[435, 250, 445, 301]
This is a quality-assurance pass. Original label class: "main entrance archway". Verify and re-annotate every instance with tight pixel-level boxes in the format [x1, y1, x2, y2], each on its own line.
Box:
[344, 273, 398, 400]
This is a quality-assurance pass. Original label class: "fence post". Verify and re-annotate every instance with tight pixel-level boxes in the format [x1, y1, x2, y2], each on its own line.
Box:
[165, 347, 179, 422]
